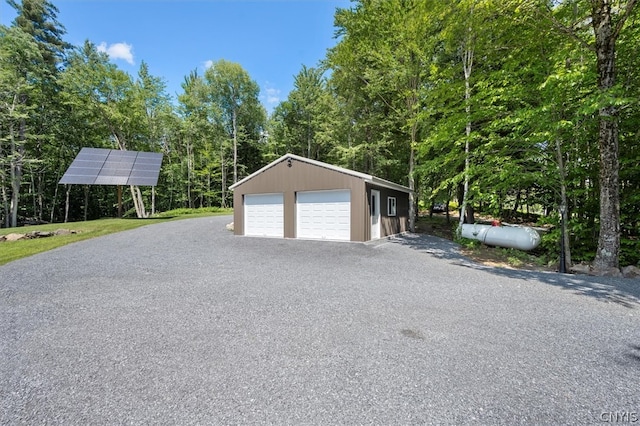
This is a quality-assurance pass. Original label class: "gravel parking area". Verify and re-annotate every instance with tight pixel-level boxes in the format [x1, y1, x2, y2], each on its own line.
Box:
[1, 215, 639, 424]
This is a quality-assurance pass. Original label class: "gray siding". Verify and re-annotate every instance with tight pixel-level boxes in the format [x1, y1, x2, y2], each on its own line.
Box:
[365, 184, 410, 240]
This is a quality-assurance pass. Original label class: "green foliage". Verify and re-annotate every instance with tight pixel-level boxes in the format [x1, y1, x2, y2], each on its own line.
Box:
[1, 0, 639, 268]
[496, 247, 547, 268]
[204, 59, 267, 184]
[325, 0, 438, 185]
[455, 236, 482, 250]
[266, 66, 338, 162]
[8, 0, 69, 69]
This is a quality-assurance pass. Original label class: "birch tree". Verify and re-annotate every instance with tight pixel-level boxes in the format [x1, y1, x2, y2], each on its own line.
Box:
[458, 0, 476, 228]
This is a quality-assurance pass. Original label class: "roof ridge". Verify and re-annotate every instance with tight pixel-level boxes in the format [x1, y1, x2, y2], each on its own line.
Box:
[229, 153, 410, 193]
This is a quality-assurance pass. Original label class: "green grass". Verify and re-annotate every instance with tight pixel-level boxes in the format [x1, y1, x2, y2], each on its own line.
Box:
[0, 208, 232, 266]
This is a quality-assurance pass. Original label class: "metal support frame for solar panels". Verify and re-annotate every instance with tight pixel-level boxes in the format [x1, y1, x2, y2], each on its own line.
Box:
[59, 147, 163, 218]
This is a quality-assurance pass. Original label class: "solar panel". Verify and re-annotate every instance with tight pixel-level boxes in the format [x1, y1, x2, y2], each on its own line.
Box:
[59, 148, 163, 186]
[129, 151, 162, 186]
[94, 175, 129, 185]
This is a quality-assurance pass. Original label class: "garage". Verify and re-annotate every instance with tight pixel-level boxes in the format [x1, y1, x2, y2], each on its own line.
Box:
[296, 190, 351, 241]
[230, 153, 410, 242]
[243, 193, 284, 237]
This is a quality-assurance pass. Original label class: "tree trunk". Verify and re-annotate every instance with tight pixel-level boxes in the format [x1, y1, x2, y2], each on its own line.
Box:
[10, 160, 21, 228]
[187, 140, 193, 209]
[83, 185, 89, 221]
[9, 119, 24, 228]
[130, 185, 141, 217]
[407, 104, 418, 232]
[465, 205, 475, 224]
[118, 185, 123, 218]
[37, 172, 44, 222]
[512, 191, 520, 215]
[307, 114, 312, 159]
[406, 64, 420, 233]
[445, 190, 451, 224]
[220, 141, 226, 208]
[590, 0, 632, 271]
[64, 185, 70, 223]
[408, 145, 416, 232]
[28, 166, 37, 220]
[458, 23, 474, 231]
[129, 185, 147, 218]
[135, 186, 147, 217]
[2, 171, 9, 228]
[232, 108, 238, 184]
[555, 137, 572, 270]
[114, 134, 147, 218]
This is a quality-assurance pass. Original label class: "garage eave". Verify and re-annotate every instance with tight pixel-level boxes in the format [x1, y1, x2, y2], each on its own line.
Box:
[367, 177, 412, 194]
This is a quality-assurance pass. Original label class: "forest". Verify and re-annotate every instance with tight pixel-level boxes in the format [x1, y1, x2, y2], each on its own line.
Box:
[1, 0, 638, 272]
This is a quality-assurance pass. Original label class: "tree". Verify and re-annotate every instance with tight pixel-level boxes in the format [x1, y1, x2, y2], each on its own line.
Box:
[328, 0, 439, 231]
[8, 0, 69, 71]
[60, 41, 162, 218]
[616, 3, 640, 266]
[453, 0, 477, 229]
[204, 60, 265, 186]
[0, 0, 69, 227]
[0, 25, 44, 227]
[590, 0, 636, 271]
[328, 2, 401, 177]
[136, 61, 172, 151]
[177, 70, 226, 208]
[134, 61, 174, 214]
[267, 65, 338, 162]
[543, 0, 637, 271]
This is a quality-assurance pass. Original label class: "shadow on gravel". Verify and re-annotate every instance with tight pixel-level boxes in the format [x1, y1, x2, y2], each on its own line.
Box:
[626, 345, 640, 364]
[389, 232, 467, 262]
[391, 233, 640, 309]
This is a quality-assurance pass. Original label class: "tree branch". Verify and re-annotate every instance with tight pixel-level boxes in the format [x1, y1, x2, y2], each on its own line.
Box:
[357, 75, 401, 115]
[543, 4, 595, 52]
[612, 0, 637, 40]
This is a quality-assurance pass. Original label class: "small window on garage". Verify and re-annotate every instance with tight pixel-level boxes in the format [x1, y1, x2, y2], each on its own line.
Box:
[387, 197, 397, 216]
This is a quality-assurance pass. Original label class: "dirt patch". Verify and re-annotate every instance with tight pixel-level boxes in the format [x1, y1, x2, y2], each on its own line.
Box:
[415, 216, 455, 240]
[459, 245, 554, 272]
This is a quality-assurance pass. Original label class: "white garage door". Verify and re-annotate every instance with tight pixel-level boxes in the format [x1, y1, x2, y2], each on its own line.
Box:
[244, 193, 284, 237]
[296, 190, 351, 241]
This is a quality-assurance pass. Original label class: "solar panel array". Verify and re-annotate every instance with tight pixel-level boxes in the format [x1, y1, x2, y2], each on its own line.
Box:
[59, 147, 163, 186]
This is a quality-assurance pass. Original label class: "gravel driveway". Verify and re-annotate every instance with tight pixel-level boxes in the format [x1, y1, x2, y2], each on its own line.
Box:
[1, 215, 639, 425]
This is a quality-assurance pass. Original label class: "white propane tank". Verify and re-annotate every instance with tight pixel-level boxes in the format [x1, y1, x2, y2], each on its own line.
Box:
[460, 223, 541, 251]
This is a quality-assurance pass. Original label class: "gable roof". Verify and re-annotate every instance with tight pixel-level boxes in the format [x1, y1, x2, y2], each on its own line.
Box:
[229, 153, 411, 193]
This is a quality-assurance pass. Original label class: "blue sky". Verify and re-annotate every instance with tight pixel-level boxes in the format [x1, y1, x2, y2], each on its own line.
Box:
[1, 0, 350, 113]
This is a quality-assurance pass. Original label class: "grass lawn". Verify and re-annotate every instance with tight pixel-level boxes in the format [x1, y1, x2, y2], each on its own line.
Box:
[0, 208, 232, 266]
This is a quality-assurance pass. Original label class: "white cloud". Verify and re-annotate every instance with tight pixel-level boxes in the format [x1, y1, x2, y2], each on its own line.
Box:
[203, 59, 214, 69]
[97, 42, 134, 65]
[264, 85, 281, 106]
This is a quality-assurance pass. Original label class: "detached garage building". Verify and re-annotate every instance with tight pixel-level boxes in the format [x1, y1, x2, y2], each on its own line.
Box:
[229, 153, 410, 242]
